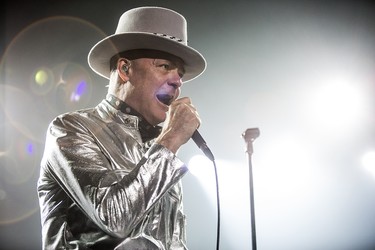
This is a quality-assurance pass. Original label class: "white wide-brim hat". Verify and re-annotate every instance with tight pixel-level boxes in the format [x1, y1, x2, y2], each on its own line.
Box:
[88, 6, 206, 82]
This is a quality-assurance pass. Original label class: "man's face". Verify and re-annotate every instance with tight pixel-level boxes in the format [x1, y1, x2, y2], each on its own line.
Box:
[125, 53, 185, 125]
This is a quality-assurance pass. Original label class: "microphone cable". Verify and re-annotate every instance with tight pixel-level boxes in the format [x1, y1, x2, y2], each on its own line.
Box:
[212, 158, 221, 250]
[191, 130, 220, 249]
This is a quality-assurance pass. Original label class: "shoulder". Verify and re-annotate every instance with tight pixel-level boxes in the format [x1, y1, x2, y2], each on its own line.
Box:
[50, 99, 112, 126]
[47, 106, 100, 135]
[51, 107, 93, 125]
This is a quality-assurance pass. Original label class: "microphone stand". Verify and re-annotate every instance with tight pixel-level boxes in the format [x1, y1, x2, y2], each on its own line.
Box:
[242, 128, 260, 250]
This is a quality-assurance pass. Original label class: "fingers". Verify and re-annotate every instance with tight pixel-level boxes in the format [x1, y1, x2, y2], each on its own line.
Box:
[186, 103, 201, 129]
[155, 97, 201, 153]
[171, 97, 201, 129]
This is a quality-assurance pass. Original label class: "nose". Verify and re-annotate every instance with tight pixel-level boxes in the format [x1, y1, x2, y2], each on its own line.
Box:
[168, 81, 182, 89]
[168, 69, 183, 89]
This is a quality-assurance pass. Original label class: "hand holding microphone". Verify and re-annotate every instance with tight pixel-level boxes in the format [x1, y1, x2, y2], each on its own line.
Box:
[156, 97, 214, 161]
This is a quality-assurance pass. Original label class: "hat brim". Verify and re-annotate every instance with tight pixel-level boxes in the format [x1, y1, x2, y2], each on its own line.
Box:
[88, 32, 206, 82]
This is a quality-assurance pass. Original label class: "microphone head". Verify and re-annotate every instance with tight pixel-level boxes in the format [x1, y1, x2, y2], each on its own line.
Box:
[242, 128, 260, 142]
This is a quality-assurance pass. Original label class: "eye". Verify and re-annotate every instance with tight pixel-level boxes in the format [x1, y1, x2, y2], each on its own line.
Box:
[153, 59, 184, 77]
[160, 64, 170, 70]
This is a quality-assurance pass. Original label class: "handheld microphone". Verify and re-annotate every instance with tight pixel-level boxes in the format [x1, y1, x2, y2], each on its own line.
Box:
[192, 130, 215, 161]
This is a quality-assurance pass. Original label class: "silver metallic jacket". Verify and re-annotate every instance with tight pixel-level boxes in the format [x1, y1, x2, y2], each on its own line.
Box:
[37, 99, 189, 249]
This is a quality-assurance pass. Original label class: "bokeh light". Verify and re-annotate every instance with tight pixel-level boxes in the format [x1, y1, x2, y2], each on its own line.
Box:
[35, 69, 48, 85]
[46, 62, 93, 112]
[30, 67, 54, 95]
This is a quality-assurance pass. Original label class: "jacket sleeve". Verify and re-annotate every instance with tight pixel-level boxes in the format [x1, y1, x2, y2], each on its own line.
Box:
[41, 113, 188, 238]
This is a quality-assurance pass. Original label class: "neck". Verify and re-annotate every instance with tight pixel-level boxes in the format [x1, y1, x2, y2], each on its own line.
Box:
[106, 94, 161, 142]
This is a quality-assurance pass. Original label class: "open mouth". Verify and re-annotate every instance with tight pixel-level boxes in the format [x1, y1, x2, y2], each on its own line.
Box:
[156, 94, 174, 106]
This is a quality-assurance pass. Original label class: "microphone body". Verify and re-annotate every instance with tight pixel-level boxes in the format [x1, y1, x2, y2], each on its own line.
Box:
[192, 130, 215, 161]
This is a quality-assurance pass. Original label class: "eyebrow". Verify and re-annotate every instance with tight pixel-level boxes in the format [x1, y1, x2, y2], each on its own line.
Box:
[154, 58, 185, 75]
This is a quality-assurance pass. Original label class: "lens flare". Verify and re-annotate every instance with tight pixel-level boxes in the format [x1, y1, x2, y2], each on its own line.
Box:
[35, 69, 48, 85]
[30, 67, 54, 95]
[0, 15, 107, 227]
[70, 80, 88, 102]
[26, 142, 34, 155]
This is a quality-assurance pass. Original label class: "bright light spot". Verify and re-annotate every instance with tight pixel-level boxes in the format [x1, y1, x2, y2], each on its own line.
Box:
[362, 150, 375, 176]
[34, 69, 48, 85]
[309, 77, 365, 134]
[188, 156, 253, 249]
[188, 155, 214, 178]
[255, 136, 315, 201]
[188, 155, 217, 199]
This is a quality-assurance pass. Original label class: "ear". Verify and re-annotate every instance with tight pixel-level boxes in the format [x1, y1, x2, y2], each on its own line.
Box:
[117, 59, 131, 83]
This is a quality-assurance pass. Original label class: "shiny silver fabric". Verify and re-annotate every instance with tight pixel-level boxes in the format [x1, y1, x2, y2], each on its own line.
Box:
[37, 99, 189, 250]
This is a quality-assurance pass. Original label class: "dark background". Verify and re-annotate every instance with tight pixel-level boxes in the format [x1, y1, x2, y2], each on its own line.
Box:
[1, 0, 375, 249]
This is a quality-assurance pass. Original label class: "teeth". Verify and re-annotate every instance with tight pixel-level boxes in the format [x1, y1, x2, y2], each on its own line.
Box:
[156, 94, 173, 106]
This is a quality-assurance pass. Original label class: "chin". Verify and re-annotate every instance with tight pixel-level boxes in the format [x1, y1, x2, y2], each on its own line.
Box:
[155, 113, 167, 125]
[146, 113, 165, 126]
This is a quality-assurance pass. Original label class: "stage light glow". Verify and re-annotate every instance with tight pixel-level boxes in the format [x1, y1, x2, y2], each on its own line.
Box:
[187, 155, 216, 194]
[308, 77, 365, 134]
[362, 150, 375, 176]
[254, 135, 315, 201]
[187, 156, 252, 249]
